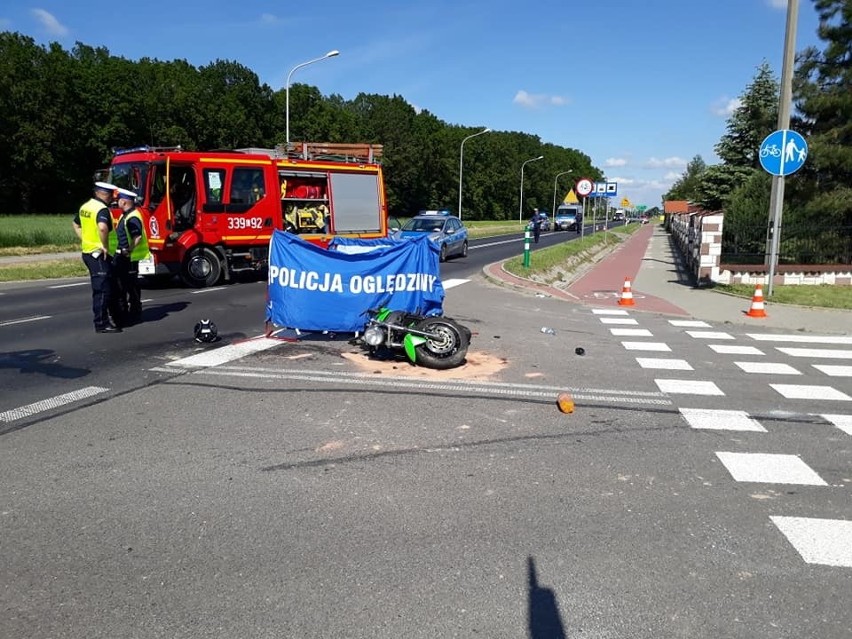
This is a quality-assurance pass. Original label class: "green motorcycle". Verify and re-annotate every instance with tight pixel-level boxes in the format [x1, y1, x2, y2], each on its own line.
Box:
[359, 308, 471, 370]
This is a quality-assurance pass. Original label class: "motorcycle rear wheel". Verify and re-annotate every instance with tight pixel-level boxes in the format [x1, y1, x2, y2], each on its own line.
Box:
[411, 318, 470, 369]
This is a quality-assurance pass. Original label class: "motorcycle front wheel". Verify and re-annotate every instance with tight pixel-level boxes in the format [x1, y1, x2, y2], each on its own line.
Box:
[411, 318, 470, 370]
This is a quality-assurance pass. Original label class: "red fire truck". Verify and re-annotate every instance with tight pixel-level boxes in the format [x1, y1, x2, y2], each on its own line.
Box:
[106, 143, 388, 287]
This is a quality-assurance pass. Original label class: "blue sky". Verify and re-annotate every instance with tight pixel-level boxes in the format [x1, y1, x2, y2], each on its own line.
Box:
[2, 0, 822, 208]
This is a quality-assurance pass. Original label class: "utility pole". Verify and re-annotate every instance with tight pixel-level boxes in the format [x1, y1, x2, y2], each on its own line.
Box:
[765, 0, 799, 297]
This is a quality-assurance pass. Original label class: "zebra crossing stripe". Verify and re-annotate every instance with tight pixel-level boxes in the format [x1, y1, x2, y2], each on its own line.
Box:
[812, 364, 852, 377]
[679, 408, 766, 432]
[735, 361, 801, 375]
[0, 386, 109, 423]
[748, 333, 852, 345]
[770, 517, 852, 567]
[821, 414, 852, 436]
[715, 452, 827, 486]
[656, 379, 724, 396]
[776, 347, 852, 359]
[770, 384, 852, 401]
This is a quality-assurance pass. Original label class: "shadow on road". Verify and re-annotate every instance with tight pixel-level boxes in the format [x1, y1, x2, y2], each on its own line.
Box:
[527, 556, 567, 639]
[137, 301, 190, 323]
[0, 349, 89, 379]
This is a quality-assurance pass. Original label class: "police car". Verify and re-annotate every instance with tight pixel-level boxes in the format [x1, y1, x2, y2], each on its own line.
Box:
[395, 210, 468, 262]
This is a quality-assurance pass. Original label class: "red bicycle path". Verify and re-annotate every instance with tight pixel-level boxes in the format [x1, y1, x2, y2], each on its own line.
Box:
[484, 225, 690, 316]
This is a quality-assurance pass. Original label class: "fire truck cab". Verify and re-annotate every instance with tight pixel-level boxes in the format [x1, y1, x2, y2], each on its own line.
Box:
[107, 143, 388, 287]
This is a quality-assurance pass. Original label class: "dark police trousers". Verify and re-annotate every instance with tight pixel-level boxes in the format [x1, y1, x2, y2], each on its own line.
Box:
[82, 252, 122, 330]
[114, 253, 141, 322]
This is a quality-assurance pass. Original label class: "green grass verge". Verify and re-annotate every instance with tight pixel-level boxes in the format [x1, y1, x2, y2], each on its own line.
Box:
[503, 226, 638, 278]
[0, 215, 77, 248]
[0, 258, 87, 282]
[714, 283, 852, 310]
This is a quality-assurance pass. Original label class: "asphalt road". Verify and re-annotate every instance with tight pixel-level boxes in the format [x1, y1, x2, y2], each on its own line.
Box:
[2, 228, 850, 638]
[0, 228, 586, 417]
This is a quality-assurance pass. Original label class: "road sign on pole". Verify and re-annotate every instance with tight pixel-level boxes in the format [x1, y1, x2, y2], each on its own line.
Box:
[575, 178, 593, 197]
[759, 129, 807, 177]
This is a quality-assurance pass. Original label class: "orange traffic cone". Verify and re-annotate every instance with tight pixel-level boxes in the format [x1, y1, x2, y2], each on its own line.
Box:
[745, 283, 767, 318]
[618, 277, 635, 306]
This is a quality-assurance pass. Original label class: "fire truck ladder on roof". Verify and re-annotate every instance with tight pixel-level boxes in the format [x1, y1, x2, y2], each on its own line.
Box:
[277, 142, 383, 164]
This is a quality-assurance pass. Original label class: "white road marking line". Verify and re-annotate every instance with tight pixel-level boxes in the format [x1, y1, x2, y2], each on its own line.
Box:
[709, 344, 765, 355]
[770, 384, 852, 401]
[622, 342, 671, 352]
[770, 517, 852, 567]
[48, 282, 88, 289]
[821, 414, 852, 436]
[686, 331, 734, 340]
[610, 328, 653, 337]
[748, 333, 852, 345]
[442, 279, 470, 289]
[0, 386, 109, 423]
[716, 452, 827, 486]
[0, 315, 51, 327]
[599, 317, 639, 325]
[141, 298, 154, 303]
[679, 408, 766, 432]
[592, 309, 629, 315]
[735, 361, 801, 375]
[164, 337, 284, 369]
[218, 365, 671, 397]
[636, 358, 693, 370]
[656, 379, 725, 396]
[777, 347, 852, 359]
[669, 320, 711, 327]
[188, 367, 673, 405]
[812, 364, 852, 377]
[190, 286, 229, 294]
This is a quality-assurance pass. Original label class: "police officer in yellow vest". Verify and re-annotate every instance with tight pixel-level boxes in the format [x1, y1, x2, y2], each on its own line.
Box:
[72, 181, 123, 333]
[110, 188, 150, 325]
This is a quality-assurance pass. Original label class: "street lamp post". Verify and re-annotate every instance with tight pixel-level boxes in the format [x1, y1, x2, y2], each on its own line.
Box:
[519, 156, 544, 224]
[285, 50, 340, 149]
[551, 170, 573, 224]
[458, 128, 490, 222]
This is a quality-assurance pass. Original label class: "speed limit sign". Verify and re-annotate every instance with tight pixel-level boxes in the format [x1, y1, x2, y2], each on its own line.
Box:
[575, 178, 593, 197]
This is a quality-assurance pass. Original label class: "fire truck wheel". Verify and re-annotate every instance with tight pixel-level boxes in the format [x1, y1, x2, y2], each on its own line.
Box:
[181, 247, 222, 288]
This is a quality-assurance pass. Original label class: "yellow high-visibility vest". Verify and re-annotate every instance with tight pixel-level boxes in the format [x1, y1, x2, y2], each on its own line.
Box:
[109, 208, 151, 260]
[78, 198, 109, 253]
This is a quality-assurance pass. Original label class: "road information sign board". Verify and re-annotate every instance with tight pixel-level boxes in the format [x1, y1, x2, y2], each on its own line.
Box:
[759, 129, 808, 177]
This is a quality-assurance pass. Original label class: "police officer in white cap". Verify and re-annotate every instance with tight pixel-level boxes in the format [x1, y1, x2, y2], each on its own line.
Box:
[72, 181, 123, 333]
[111, 187, 150, 325]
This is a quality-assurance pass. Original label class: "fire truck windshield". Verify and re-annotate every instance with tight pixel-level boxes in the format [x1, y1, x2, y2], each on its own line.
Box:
[109, 162, 148, 199]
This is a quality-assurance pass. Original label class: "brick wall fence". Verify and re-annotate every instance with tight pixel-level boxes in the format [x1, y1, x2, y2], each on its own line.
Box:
[666, 211, 852, 287]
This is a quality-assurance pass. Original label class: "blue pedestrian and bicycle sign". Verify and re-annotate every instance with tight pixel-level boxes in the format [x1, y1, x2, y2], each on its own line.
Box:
[759, 129, 808, 177]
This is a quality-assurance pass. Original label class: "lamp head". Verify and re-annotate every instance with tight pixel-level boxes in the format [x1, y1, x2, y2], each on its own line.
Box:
[326, 50, 340, 58]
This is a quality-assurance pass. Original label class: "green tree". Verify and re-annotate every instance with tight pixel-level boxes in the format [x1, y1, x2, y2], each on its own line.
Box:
[715, 61, 779, 169]
[791, 0, 852, 228]
[664, 155, 706, 202]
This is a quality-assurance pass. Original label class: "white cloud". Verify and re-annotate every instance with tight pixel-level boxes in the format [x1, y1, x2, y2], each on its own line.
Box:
[260, 13, 280, 24]
[513, 90, 569, 109]
[31, 9, 68, 36]
[711, 96, 741, 117]
[766, 0, 788, 9]
[607, 176, 635, 185]
[664, 171, 682, 181]
[645, 156, 687, 169]
[605, 157, 628, 167]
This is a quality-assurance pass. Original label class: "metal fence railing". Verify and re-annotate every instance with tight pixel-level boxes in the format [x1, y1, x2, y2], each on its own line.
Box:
[721, 222, 852, 265]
